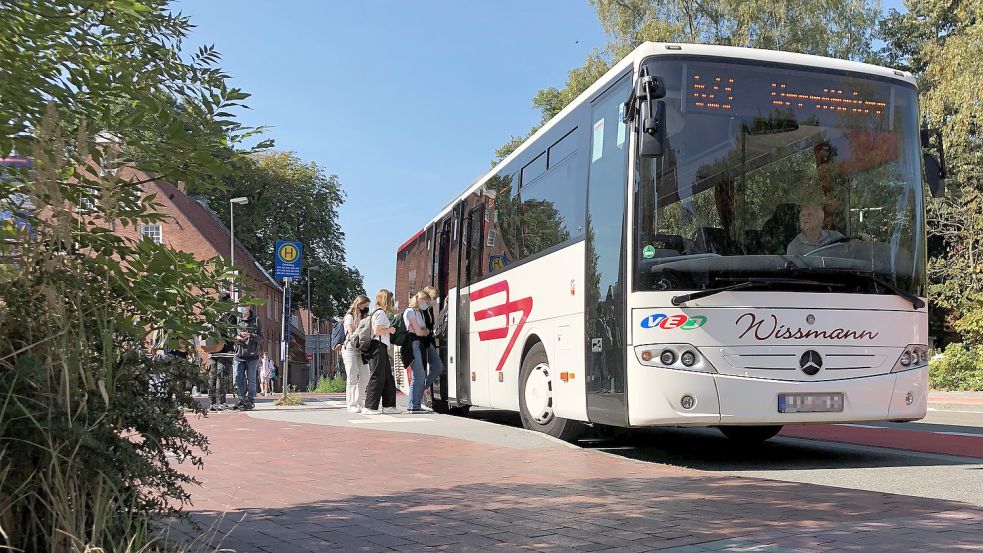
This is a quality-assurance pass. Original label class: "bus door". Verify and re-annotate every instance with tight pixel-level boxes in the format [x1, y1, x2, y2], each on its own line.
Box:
[585, 74, 632, 426]
[456, 199, 486, 406]
[433, 214, 454, 405]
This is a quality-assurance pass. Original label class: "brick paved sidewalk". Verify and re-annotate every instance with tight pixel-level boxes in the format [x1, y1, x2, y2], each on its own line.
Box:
[166, 411, 983, 553]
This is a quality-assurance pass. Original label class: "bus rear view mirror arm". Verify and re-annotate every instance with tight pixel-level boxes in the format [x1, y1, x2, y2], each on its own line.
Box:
[920, 127, 946, 198]
[624, 71, 667, 158]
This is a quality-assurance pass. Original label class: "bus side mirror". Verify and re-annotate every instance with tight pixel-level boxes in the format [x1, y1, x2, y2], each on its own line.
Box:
[639, 99, 667, 158]
[624, 72, 667, 158]
[923, 153, 944, 198]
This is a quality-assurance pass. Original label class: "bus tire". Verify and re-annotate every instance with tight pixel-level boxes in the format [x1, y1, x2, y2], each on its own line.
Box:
[718, 425, 783, 444]
[518, 343, 583, 442]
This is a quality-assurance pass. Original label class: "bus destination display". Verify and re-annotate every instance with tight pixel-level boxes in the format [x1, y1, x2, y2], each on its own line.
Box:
[685, 64, 891, 128]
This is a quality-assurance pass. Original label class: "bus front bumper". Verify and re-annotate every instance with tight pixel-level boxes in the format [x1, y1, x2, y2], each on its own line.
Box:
[626, 364, 928, 427]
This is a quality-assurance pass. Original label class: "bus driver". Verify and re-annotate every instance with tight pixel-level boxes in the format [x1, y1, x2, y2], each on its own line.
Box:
[786, 204, 844, 256]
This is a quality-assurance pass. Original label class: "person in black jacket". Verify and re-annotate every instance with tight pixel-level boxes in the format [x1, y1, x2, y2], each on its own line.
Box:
[232, 305, 263, 411]
[204, 292, 237, 411]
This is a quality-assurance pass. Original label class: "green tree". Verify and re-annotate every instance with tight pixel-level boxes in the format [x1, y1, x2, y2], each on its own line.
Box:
[593, 0, 881, 60]
[879, 0, 983, 344]
[0, 0, 266, 187]
[198, 151, 365, 317]
[532, 50, 612, 124]
[0, 1, 257, 550]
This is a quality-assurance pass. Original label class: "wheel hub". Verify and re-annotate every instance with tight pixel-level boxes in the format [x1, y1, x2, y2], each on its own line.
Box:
[524, 363, 554, 425]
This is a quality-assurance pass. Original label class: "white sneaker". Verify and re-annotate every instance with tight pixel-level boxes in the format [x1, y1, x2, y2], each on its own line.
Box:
[361, 408, 381, 415]
[383, 407, 402, 414]
[418, 405, 434, 413]
[347, 406, 360, 414]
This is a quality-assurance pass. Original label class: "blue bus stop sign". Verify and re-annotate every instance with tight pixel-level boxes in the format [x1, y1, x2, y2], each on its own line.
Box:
[274, 240, 302, 280]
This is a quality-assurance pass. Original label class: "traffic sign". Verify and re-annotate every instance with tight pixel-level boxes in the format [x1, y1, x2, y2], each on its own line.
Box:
[304, 334, 332, 354]
[274, 240, 302, 280]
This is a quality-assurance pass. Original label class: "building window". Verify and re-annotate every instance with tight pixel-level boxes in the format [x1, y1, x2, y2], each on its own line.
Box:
[79, 196, 97, 212]
[140, 224, 162, 244]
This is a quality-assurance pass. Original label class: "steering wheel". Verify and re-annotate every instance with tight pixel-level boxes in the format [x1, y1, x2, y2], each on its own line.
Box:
[803, 235, 866, 256]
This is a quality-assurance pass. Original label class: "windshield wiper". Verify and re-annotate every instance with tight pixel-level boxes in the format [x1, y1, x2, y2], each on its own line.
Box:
[671, 277, 838, 306]
[786, 267, 925, 310]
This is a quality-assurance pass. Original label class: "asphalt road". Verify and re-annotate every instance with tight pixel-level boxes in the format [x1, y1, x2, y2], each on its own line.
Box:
[469, 407, 983, 507]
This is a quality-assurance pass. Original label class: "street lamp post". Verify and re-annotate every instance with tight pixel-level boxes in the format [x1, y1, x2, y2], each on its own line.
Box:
[228, 197, 249, 301]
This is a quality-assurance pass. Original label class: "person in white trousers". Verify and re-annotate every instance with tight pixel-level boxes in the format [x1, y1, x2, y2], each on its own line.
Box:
[341, 295, 372, 413]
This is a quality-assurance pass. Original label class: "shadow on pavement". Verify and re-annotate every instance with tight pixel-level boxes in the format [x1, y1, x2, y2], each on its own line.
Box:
[167, 475, 978, 553]
[589, 426, 980, 471]
[467, 408, 977, 471]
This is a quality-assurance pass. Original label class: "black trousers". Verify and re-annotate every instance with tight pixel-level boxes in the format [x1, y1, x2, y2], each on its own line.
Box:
[364, 342, 396, 410]
[208, 358, 231, 404]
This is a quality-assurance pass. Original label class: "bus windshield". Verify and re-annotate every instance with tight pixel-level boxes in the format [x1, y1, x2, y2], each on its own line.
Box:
[633, 58, 926, 297]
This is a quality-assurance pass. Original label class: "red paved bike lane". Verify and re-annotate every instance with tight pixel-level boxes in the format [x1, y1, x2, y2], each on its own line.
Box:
[780, 424, 983, 458]
[167, 411, 983, 552]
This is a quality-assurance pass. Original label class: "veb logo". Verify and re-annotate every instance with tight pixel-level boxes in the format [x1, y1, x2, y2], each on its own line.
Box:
[640, 313, 708, 330]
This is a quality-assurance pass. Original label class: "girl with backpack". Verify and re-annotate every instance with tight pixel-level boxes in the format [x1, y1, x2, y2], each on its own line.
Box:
[403, 290, 442, 413]
[362, 289, 399, 415]
[341, 295, 371, 413]
[422, 286, 445, 394]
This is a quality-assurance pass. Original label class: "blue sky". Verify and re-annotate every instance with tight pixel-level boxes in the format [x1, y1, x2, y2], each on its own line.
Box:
[176, 0, 607, 299]
[176, 0, 904, 301]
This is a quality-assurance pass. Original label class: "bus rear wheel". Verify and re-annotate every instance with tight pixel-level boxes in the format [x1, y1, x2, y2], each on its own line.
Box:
[718, 425, 783, 444]
[518, 343, 583, 442]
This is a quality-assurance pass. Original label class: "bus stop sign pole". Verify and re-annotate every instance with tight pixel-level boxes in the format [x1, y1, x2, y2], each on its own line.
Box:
[273, 240, 302, 397]
[281, 277, 291, 397]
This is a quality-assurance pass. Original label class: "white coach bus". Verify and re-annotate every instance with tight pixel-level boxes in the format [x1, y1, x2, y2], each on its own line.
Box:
[394, 42, 946, 442]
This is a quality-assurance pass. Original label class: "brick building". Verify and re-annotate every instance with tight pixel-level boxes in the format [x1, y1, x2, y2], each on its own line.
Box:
[110, 166, 289, 363]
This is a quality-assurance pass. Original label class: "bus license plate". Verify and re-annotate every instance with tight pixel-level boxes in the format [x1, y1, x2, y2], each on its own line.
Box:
[778, 393, 844, 413]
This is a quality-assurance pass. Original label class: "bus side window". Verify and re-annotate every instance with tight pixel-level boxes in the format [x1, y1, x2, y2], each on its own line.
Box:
[488, 172, 520, 273]
[465, 202, 485, 285]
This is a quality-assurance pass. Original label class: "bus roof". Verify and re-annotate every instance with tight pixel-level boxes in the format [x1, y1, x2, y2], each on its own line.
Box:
[400, 42, 916, 251]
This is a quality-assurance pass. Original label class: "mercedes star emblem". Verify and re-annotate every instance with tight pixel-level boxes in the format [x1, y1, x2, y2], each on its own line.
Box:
[799, 350, 823, 375]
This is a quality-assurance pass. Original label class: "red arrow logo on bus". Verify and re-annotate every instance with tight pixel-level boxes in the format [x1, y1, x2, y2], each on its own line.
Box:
[470, 281, 533, 373]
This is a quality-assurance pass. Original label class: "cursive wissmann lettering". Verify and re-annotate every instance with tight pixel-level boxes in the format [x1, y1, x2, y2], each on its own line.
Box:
[736, 313, 879, 341]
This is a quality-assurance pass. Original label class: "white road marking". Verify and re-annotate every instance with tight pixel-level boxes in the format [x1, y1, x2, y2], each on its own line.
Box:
[836, 424, 983, 438]
[928, 407, 983, 414]
[349, 414, 435, 424]
[837, 424, 883, 429]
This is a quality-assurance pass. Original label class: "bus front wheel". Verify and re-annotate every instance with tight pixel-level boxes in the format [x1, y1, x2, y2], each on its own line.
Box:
[718, 425, 783, 444]
[518, 343, 584, 442]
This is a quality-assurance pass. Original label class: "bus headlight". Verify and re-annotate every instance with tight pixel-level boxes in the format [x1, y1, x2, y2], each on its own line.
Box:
[635, 344, 716, 374]
[891, 345, 928, 373]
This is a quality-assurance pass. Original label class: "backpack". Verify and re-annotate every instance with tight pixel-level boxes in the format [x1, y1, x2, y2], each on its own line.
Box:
[351, 310, 379, 354]
[329, 320, 346, 349]
[390, 311, 409, 347]
[433, 304, 449, 340]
